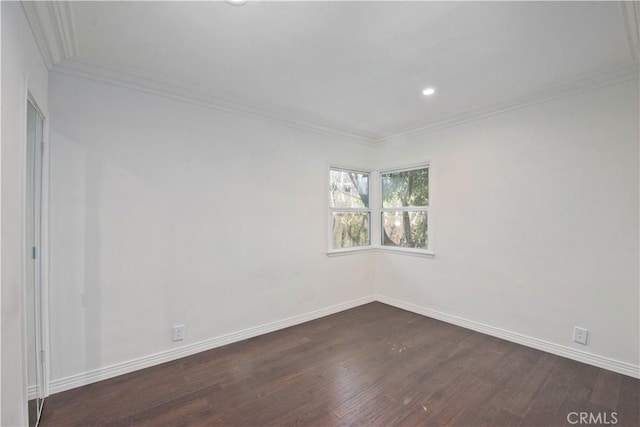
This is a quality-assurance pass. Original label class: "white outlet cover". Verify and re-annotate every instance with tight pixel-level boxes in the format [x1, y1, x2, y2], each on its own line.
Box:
[173, 325, 185, 341]
[573, 327, 588, 345]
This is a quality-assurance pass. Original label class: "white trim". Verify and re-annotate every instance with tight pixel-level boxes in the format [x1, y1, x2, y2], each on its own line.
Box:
[369, 170, 381, 254]
[21, 1, 54, 69]
[51, 58, 376, 146]
[329, 164, 372, 175]
[44, 54, 638, 147]
[327, 247, 434, 258]
[21, 1, 637, 148]
[379, 163, 431, 253]
[328, 166, 373, 252]
[27, 385, 36, 401]
[376, 295, 640, 379]
[0, 2, 2, 418]
[331, 208, 370, 213]
[23, 90, 49, 426]
[376, 63, 640, 145]
[47, 293, 638, 396]
[327, 247, 377, 257]
[20, 76, 31, 427]
[48, 295, 376, 394]
[375, 247, 435, 258]
[327, 164, 435, 257]
[40, 110, 52, 400]
[379, 161, 431, 175]
[20, 1, 77, 69]
[381, 207, 428, 213]
[47, 1, 78, 60]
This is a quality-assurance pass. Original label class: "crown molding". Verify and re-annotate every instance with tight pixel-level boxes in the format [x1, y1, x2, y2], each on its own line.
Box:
[21, 1, 54, 68]
[51, 57, 377, 146]
[48, 1, 79, 60]
[52, 57, 638, 149]
[21, 1, 78, 69]
[375, 62, 640, 145]
[621, 1, 639, 61]
[22, 1, 639, 147]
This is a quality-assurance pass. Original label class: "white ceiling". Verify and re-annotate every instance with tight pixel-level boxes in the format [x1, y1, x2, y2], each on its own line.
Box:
[25, 1, 640, 143]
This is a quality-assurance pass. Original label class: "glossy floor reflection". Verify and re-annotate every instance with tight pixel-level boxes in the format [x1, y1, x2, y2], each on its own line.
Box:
[41, 302, 639, 426]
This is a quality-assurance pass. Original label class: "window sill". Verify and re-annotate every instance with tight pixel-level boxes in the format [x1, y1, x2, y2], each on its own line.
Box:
[376, 247, 435, 258]
[326, 247, 376, 257]
[327, 247, 435, 258]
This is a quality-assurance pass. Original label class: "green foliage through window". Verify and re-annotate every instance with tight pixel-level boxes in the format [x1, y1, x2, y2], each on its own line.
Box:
[330, 168, 370, 249]
[332, 213, 370, 248]
[382, 168, 428, 208]
[381, 167, 429, 250]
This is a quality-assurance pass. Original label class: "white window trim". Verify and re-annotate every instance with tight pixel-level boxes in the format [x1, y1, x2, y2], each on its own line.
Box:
[326, 247, 377, 257]
[327, 162, 434, 258]
[327, 165, 372, 255]
[378, 162, 433, 256]
[376, 246, 435, 258]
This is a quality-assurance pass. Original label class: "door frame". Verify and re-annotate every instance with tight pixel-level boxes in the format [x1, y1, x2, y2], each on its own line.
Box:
[22, 86, 51, 424]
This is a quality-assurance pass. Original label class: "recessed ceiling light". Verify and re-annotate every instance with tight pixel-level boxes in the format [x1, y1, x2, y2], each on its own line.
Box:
[422, 88, 436, 96]
[227, 0, 247, 5]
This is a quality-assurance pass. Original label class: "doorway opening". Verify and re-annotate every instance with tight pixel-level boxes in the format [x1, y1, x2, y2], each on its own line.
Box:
[26, 96, 46, 427]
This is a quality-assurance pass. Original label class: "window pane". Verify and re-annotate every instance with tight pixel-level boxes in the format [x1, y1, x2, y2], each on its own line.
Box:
[381, 211, 427, 249]
[331, 212, 370, 248]
[330, 169, 369, 208]
[382, 168, 428, 208]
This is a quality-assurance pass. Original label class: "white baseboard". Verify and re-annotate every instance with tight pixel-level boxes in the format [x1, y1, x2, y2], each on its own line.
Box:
[27, 385, 36, 400]
[49, 295, 376, 394]
[376, 294, 640, 379]
[48, 292, 639, 395]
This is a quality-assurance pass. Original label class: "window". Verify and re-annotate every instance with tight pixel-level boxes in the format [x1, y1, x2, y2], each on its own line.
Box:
[329, 168, 370, 250]
[381, 166, 429, 250]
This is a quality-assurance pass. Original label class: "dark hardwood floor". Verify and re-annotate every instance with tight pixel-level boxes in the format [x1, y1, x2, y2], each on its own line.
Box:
[40, 303, 639, 426]
[28, 399, 37, 427]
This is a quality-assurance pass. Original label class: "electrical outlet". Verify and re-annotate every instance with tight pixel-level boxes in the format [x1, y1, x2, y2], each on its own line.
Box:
[173, 324, 185, 342]
[573, 327, 588, 345]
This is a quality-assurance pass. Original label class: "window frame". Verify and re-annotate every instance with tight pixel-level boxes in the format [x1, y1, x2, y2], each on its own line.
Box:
[379, 163, 434, 257]
[327, 165, 373, 255]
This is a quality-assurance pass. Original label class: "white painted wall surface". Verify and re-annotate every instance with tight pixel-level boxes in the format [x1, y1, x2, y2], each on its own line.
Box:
[1, 2, 49, 425]
[373, 79, 640, 369]
[0, 1, 3, 420]
[47, 57, 638, 396]
[48, 72, 374, 384]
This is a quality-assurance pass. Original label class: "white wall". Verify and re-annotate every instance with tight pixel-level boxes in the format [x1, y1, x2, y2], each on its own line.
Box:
[374, 80, 640, 370]
[48, 72, 639, 389]
[48, 72, 374, 384]
[0, 2, 3, 420]
[1, 2, 49, 425]
[1, 1, 3, 419]
[46, 51, 638, 402]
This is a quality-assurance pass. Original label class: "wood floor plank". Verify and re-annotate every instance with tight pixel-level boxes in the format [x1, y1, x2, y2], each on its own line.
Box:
[488, 408, 524, 427]
[504, 352, 559, 417]
[40, 302, 639, 427]
[547, 356, 582, 388]
[405, 374, 495, 426]
[612, 400, 640, 427]
[518, 377, 569, 426]
[590, 369, 621, 410]
[617, 374, 640, 425]
[566, 363, 600, 403]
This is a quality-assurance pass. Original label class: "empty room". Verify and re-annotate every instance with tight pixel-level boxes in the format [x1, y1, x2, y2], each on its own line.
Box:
[2, 1, 639, 426]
